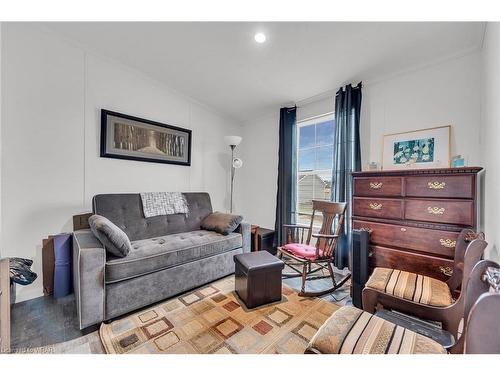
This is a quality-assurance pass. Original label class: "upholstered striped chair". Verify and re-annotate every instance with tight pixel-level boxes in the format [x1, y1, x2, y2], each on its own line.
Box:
[307, 305, 446, 354]
[362, 230, 487, 339]
[306, 259, 498, 354]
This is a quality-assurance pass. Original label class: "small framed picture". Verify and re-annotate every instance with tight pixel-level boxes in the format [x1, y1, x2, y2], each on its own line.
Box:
[382, 125, 451, 170]
[100, 109, 192, 166]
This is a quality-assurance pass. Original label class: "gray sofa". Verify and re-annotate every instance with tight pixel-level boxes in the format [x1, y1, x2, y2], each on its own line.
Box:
[73, 192, 250, 329]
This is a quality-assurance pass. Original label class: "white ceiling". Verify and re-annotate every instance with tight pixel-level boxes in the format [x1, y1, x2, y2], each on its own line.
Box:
[42, 22, 485, 123]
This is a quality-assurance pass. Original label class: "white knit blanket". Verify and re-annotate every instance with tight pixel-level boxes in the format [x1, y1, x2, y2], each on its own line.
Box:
[140, 192, 189, 218]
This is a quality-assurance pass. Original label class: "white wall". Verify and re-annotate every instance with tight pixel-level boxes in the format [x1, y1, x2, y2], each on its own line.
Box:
[2, 24, 85, 304]
[83, 54, 236, 208]
[1, 24, 241, 301]
[480, 23, 500, 262]
[238, 112, 280, 229]
[240, 52, 482, 231]
[365, 52, 481, 168]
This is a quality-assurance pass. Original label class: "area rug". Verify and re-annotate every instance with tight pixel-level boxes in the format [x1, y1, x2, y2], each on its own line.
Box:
[99, 276, 339, 354]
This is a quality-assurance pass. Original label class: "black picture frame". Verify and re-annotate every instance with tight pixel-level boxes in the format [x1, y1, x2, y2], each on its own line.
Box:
[100, 109, 192, 166]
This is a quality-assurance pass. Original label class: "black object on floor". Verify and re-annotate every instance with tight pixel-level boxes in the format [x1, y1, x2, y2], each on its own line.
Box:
[351, 229, 370, 309]
[234, 251, 284, 308]
[375, 309, 455, 349]
[9, 257, 37, 286]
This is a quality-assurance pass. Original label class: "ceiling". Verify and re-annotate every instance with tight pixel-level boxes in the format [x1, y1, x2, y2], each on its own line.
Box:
[42, 22, 485, 123]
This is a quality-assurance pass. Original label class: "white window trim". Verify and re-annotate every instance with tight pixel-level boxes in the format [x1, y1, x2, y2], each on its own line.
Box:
[295, 112, 335, 225]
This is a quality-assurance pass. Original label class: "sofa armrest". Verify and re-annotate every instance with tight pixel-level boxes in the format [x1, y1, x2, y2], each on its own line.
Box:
[235, 221, 251, 253]
[73, 229, 106, 329]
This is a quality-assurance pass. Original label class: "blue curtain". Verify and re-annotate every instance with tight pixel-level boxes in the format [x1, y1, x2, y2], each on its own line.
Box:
[274, 106, 297, 246]
[331, 83, 362, 269]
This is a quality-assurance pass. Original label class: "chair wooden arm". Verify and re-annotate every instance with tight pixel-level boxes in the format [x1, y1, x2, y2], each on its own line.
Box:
[312, 234, 339, 239]
[283, 224, 310, 229]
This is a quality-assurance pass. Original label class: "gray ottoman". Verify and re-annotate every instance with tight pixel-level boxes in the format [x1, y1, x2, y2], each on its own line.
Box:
[234, 251, 285, 308]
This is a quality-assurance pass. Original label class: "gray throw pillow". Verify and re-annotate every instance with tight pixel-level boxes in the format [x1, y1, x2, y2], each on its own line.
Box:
[201, 212, 243, 235]
[88, 214, 132, 257]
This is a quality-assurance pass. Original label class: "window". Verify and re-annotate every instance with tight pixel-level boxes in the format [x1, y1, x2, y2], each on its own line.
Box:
[296, 113, 335, 228]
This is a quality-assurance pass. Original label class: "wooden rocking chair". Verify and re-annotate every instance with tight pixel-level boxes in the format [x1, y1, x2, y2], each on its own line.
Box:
[277, 200, 350, 297]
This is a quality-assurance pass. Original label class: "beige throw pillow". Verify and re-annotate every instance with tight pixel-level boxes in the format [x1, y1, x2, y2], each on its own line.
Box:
[201, 212, 243, 235]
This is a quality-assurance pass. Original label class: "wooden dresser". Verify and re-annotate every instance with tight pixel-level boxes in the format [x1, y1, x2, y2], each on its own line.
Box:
[351, 167, 482, 281]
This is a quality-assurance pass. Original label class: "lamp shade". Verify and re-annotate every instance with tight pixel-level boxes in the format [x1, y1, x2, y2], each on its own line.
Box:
[224, 135, 242, 146]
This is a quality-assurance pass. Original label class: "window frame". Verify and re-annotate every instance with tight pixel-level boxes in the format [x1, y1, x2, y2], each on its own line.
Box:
[295, 112, 335, 227]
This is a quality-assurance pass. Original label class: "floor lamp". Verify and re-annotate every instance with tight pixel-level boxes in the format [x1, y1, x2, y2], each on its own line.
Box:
[224, 135, 243, 213]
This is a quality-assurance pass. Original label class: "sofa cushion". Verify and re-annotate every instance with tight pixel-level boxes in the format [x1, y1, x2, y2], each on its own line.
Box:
[365, 267, 453, 307]
[88, 214, 132, 257]
[105, 230, 242, 283]
[282, 243, 324, 260]
[93, 192, 213, 241]
[201, 211, 243, 235]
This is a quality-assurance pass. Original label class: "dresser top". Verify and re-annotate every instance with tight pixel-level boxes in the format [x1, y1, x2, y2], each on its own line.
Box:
[352, 166, 483, 177]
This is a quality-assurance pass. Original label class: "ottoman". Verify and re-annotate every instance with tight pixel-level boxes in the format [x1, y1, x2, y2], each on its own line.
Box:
[234, 251, 285, 308]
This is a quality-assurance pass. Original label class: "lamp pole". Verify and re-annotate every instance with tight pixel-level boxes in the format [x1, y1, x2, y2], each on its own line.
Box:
[230, 144, 235, 213]
[224, 135, 242, 214]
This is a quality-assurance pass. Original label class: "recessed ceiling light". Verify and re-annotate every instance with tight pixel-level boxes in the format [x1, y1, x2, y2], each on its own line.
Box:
[254, 33, 266, 43]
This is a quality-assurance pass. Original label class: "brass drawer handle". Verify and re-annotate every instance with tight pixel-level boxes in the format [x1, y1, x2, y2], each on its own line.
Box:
[439, 266, 453, 277]
[439, 239, 456, 248]
[369, 203, 382, 210]
[427, 206, 445, 215]
[370, 182, 383, 189]
[428, 181, 446, 190]
[400, 227, 407, 232]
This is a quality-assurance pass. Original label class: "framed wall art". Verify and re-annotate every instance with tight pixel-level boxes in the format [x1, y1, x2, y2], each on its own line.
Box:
[382, 125, 451, 170]
[100, 109, 191, 166]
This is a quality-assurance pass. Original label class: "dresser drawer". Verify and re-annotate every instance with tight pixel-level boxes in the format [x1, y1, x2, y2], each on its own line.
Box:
[353, 220, 457, 258]
[404, 199, 474, 226]
[369, 245, 454, 281]
[405, 175, 474, 199]
[353, 197, 403, 220]
[353, 176, 402, 197]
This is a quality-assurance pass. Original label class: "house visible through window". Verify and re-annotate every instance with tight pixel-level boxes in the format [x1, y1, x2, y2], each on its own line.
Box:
[296, 113, 335, 228]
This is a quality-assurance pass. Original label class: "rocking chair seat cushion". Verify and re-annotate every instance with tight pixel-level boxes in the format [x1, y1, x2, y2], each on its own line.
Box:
[307, 305, 447, 354]
[282, 243, 324, 260]
[365, 267, 453, 307]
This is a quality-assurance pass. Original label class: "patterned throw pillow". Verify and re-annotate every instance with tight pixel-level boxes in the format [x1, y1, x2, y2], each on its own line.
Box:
[201, 212, 243, 235]
[89, 214, 132, 258]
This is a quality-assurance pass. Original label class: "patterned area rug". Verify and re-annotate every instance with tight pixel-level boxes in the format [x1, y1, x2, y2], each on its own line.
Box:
[100, 276, 339, 354]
